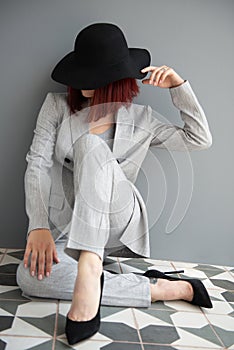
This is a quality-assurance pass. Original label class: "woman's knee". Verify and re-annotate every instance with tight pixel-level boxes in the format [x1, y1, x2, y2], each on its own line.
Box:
[16, 254, 78, 298]
[16, 261, 32, 294]
[16, 260, 49, 296]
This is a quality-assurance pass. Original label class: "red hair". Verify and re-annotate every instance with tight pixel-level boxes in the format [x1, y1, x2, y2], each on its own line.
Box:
[67, 78, 140, 122]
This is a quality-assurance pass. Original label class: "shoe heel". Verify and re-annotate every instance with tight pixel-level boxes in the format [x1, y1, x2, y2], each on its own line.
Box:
[164, 270, 184, 274]
[142, 269, 184, 278]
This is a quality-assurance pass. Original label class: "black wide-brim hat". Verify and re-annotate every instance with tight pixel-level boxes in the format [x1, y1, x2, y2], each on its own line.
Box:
[51, 22, 151, 90]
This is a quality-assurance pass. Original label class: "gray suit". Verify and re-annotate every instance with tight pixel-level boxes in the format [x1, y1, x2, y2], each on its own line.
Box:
[17, 80, 212, 306]
[24, 80, 212, 252]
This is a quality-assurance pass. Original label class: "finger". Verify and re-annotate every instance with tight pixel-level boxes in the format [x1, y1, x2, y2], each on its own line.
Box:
[23, 245, 32, 268]
[53, 248, 60, 264]
[153, 66, 169, 85]
[141, 66, 158, 73]
[141, 66, 169, 85]
[150, 66, 167, 84]
[158, 68, 173, 83]
[142, 78, 152, 84]
[30, 250, 38, 277]
[38, 250, 45, 280]
[45, 248, 53, 277]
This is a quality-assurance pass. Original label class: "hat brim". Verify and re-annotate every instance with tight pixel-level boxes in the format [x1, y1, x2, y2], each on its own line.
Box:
[51, 48, 151, 90]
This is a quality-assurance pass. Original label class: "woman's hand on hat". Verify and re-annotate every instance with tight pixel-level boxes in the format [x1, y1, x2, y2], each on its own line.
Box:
[141, 65, 185, 88]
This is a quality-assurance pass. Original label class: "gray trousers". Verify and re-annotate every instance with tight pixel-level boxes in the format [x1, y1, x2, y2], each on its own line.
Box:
[16, 133, 152, 307]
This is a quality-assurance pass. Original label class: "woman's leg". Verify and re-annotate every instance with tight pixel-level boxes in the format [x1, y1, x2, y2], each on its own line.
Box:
[63, 132, 138, 321]
[16, 239, 193, 307]
[16, 239, 151, 308]
[16, 239, 191, 307]
[64, 132, 137, 262]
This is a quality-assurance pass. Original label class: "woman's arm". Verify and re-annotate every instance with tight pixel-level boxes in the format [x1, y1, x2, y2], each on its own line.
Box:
[23, 92, 62, 279]
[148, 80, 213, 150]
[141, 65, 212, 151]
[24, 92, 59, 239]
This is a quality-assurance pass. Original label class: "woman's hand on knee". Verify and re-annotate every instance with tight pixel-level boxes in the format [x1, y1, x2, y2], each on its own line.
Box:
[23, 229, 60, 280]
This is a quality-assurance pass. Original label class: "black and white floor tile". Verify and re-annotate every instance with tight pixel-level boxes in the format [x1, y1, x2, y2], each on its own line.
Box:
[0, 249, 233, 349]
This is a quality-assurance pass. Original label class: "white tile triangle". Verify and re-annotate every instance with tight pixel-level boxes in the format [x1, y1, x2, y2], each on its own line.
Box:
[180, 269, 207, 279]
[0, 254, 22, 265]
[205, 314, 234, 331]
[173, 327, 221, 348]
[58, 301, 71, 317]
[208, 289, 226, 301]
[16, 301, 57, 317]
[116, 257, 131, 262]
[133, 308, 172, 329]
[203, 300, 233, 315]
[0, 308, 14, 316]
[3, 316, 51, 337]
[164, 300, 201, 312]
[203, 279, 226, 291]
[209, 264, 228, 270]
[172, 261, 198, 269]
[171, 311, 208, 328]
[5, 249, 24, 253]
[58, 337, 112, 349]
[89, 332, 113, 342]
[145, 259, 173, 267]
[0, 286, 19, 294]
[211, 271, 234, 281]
[102, 308, 137, 328]
[119, 264, 143, 274]
[104, 262, 121, 273]
[1, 335, 49, 350]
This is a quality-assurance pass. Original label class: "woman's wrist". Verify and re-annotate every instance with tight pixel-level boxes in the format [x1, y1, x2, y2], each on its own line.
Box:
[169, 79, 186, 89]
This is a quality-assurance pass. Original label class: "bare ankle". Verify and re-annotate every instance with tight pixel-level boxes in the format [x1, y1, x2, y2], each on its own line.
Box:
[150, 284, 156, 302]
[79, 250, 102, 262]
[78, 251, 103, 275]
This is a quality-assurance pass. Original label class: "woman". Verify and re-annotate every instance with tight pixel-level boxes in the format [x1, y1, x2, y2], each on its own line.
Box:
[16, 23, 213, 345]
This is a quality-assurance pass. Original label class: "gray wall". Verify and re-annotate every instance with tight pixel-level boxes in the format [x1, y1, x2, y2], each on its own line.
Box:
[1, 0, 233, 266]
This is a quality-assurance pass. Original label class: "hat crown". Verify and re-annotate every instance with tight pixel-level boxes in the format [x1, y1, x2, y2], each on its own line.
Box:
[74, 23, 129, 66]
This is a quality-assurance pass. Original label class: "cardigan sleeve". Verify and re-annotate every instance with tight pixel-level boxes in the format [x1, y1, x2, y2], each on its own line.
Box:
[148, 80, 213, 150]
[24, 92, 59, 239]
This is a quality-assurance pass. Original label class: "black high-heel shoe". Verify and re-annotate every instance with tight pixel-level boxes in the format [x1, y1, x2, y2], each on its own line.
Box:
[143, 269, 213, 308]
[65, 271, 104, 345]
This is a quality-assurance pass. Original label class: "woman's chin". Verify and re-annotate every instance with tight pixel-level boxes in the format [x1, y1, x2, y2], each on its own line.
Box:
[81, 90, 95, 98]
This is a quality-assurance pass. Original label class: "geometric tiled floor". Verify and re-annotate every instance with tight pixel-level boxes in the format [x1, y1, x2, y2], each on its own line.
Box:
[0, 248, 234, 349]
